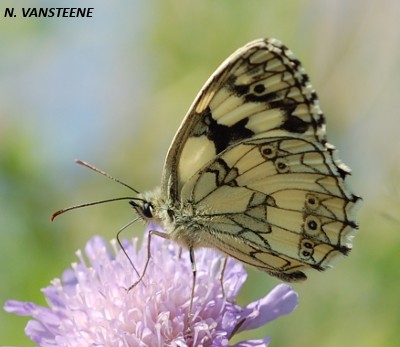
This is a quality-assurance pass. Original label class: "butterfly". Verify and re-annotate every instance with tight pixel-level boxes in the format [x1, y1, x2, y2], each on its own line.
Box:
[53, 38, 360, 284]
[130, 38, 361, 282]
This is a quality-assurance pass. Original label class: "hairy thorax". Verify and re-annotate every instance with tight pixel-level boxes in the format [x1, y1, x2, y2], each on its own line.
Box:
[140, 188, 213, 249]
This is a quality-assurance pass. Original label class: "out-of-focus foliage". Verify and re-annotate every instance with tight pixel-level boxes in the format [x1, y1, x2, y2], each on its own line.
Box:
[1, 1, 400, 346]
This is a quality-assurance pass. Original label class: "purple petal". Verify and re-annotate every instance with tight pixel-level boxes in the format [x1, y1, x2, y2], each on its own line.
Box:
[84, 235, 113, 262]
[232, 337, 271, 347]
[4, 300, 36, 316]
[236, 283, 298, 333]
[4, 301, 59, 345]
[25, 320, 54, 345]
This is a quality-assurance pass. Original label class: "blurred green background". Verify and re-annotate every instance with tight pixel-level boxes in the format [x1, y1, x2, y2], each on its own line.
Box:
[1, 0, 399, 346]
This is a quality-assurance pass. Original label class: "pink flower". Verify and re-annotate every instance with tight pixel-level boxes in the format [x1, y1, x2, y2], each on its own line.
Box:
[4, 228, 298, 346]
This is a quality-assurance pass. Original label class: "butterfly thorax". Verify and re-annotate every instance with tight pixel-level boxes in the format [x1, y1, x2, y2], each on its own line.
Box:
[139, 188, 213, 249]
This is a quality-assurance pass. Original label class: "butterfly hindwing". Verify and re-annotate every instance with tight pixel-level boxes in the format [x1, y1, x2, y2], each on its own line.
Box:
[179, 136, 358, 280]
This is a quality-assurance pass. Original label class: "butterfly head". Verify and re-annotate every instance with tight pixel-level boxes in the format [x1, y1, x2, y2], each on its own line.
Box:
[129, 187, 174, 228]
[129, 199, 154, 220]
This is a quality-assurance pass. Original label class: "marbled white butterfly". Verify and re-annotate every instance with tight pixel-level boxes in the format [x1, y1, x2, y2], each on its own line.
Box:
[133, 38, 361, 282]
[54, 38, 361, 285]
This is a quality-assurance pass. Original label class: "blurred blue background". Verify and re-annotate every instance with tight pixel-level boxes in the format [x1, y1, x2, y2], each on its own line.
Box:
[1, 0, 400, 345]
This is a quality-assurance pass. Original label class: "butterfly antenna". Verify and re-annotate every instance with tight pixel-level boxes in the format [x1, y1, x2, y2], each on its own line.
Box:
[51, 161, 144, 221]
[75, 159, 140, 194]
[51, 197, 144, 221]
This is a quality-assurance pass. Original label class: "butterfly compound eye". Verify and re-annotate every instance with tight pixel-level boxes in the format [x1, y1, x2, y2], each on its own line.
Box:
[142, 202, 154, 218]
[129, 200, 154, 219]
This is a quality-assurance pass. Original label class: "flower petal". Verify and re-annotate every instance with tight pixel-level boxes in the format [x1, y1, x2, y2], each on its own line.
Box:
[232, 337, 271, 347]
[4, 300, 37, 316]
[235, 283, 298, 333]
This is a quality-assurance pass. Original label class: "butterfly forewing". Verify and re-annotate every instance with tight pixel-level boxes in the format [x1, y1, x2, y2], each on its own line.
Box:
[162, 38, 326, 200]
[151, 38, 360, 282]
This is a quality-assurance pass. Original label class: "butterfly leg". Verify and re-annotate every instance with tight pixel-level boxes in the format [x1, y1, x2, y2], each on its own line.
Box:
[188, 247, 196, 317]
[116, 223, 141, 278]
[126, 229, 170, 292]
[183, 247, 196, 340]
[218, 256, 228, 298]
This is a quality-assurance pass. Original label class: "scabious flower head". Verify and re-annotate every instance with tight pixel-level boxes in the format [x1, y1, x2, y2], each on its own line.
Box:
[4, 224, 298, 346]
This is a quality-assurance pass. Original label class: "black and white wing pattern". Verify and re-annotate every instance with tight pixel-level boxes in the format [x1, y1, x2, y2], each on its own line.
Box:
[155, 38, 360, 281]
[163, 38, 326, 200]
[179, 136, 359, 281]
